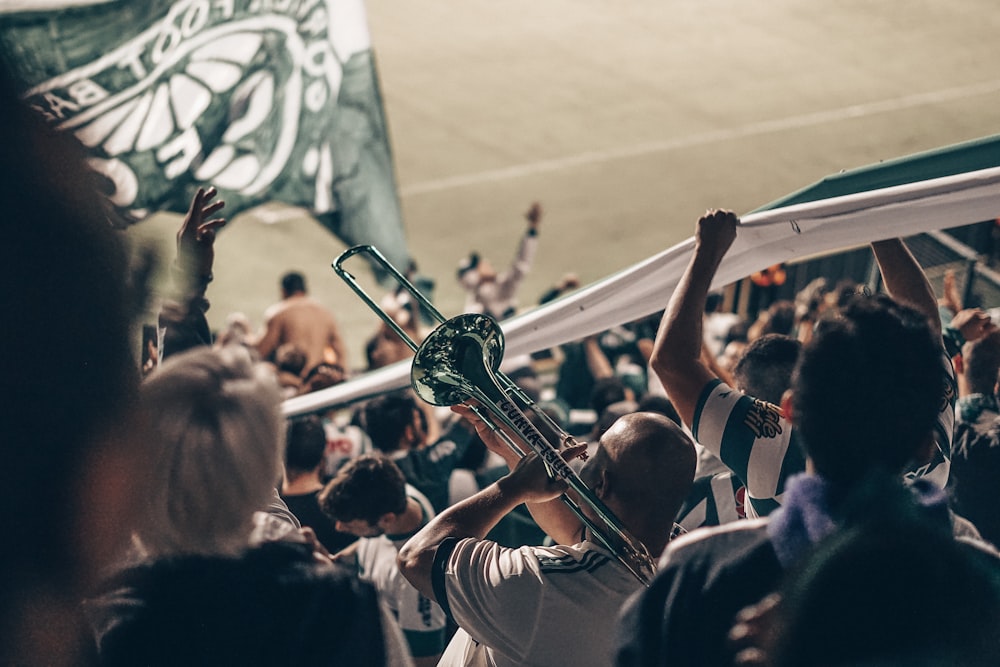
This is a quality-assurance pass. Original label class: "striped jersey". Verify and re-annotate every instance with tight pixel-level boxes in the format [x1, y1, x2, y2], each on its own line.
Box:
[689, 347, 956, 521]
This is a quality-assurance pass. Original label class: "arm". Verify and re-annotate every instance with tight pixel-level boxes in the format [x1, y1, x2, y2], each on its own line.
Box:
[651, 210, 739, 427]
[397, 448, 579, 599]
[870, 238, 941, 338]
[583, 334, 614, 379]
[159, 187, 227, 359]
[450, 403, 586, 546]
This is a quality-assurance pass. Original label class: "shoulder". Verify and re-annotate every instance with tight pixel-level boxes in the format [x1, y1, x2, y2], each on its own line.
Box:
[661, 518, 772, 568]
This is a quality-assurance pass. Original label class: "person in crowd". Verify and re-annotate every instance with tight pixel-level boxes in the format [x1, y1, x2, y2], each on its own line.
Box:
[397, 407, 697, 667]
[703, 290, 743, 357]
[730, 480, 1000, 667]
[281, 415, 357, 554]
[87, 345, 410, 666]
[950, 325, 1000, 546]
[0, 56, 146, 665]
[612, 210, 983, 667]
[319, 453, 447, 667]
[457, 201, 542, 320]
[157, 186, 228, 358]
[362, 392, 476, 513]
[214, 311, 256, 349]
[649, 211, 955, 520]
[273, 342, 307, 397]
[256, 270, 349, 372]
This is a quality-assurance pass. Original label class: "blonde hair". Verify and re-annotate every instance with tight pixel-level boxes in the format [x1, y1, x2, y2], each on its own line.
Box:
[137, 346, 284, 557]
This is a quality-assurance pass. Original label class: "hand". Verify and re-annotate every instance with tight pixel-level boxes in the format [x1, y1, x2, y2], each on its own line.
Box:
[452, 402, 521, 464]
[939, 268, 963, 315]
[728, 593, 781, 667]
[497, 444, 588, 504]
[176, 186, 226, 280]
[695, 209, 739, 261]
[951, 308, 995, 343]
[525, 201, 543, 229]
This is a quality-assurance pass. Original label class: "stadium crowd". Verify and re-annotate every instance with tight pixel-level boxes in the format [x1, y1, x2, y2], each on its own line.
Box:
[3, 51, 1000, 667]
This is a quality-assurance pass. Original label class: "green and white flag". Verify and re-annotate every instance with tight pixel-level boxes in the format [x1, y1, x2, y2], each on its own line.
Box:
[0, 0, 409, 271]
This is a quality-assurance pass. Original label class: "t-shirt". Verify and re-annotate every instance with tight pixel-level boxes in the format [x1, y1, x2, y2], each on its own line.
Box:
[280, 489, 356, 554]
[434, 538, 642, 667]
[356, 485, 447, 660]
[390, 421, 475, 513]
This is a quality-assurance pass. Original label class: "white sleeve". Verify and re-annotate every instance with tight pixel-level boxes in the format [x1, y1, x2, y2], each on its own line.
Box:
[435, 538, 546, 663]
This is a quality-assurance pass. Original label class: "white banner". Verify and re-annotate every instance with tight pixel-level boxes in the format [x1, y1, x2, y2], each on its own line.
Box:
[284, 165, 1000, 417]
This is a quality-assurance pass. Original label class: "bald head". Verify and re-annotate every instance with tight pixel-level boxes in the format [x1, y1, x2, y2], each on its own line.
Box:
[581, 412, 696, 557]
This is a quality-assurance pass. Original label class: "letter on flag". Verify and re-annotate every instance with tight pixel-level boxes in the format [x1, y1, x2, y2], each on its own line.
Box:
[0, 0, 410, 271]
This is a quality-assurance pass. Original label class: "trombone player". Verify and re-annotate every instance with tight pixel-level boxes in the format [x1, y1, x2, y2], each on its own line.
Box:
[397, 406, 696, 667]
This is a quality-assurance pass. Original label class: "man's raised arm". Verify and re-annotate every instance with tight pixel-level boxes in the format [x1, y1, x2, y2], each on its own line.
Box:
[651, 209, 739, 427]
[871, 238, 941, 339]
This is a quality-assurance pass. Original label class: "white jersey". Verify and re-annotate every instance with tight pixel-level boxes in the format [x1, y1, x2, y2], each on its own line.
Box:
[356, 485, 447, 660]
[435, 538, 642, 667]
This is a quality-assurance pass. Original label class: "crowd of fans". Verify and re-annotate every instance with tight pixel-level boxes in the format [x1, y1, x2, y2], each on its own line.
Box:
[4, 47, 1000, 667]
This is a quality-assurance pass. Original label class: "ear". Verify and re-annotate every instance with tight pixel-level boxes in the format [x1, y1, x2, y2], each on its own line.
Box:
[595, 469, 611, 499]
[780, 390, 794, 424]
[953, 353, 964, 376]
[376, 513, 396, 531]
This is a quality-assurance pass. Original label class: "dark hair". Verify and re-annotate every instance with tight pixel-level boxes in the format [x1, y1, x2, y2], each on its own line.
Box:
[275, 343, 307, 376]
[362, 392, 419, 453]
[792, 295, 942, 484]
[285, 415, 327, 471]
[732, 334, 802, 405]
[590, 376, 629, 415]
[281, 271, 307, 295]
[963, 330, 1000, 395]
[760, 300, 796, 337]
[319, 454, 407, 525]
[637, 395, 682, 427]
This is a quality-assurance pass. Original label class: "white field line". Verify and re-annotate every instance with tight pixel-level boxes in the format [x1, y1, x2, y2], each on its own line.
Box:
[399, 79, 1000, 198]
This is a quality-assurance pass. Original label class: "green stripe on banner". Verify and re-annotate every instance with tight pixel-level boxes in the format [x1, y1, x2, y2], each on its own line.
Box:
[752, 134, 1000, 213]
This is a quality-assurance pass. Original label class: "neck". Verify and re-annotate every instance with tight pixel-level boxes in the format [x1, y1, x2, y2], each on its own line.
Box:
[282, 468, 323, 495]
[384, 498, 423, 537]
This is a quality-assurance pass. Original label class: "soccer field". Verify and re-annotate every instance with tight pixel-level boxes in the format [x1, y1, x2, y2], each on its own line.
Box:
[130, 0, 1000, 370]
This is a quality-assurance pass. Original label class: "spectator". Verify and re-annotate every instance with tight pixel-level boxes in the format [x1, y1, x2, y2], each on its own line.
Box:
[256, 271, 349, 372]
[649, 211, 953, 521]
[87, 345, 410, 666]
[320, 453, 447, 667]
[398, 409, 697, 667]
[950, 323, 1000, 546]
[0, 56, 145, 665]
[734, 480, 1000, 667]
[281, 415, 357, 554]
[613, 213, 970, 667]
[273, 342, 307, 397]
[362, 392, 475, 513]
[457, 201, 542, 320]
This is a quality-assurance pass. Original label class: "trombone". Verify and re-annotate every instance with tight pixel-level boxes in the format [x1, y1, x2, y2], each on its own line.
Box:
[334, 245, 655, 586]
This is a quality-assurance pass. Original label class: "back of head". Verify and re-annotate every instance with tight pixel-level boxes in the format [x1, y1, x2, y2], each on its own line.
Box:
[963, 329, 1000, 395]
[600, 413, 696, 547]
[760, 300, 797, 337]
[275, 343, 308, 376]
[319, 453, 407, 525]
[362, 392, 418, 453]
[732, 334, 802, 405]
[590, 376, 630, 415]
[281, 271, 307, 295]
[791, 295, 942, 485]
[138, 346, 284, 556]
[285, 415, 327, 472]
[636, 395, 682, 427]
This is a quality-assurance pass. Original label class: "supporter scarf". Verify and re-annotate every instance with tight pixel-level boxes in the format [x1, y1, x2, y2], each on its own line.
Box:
[766, 472, 951, 568]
